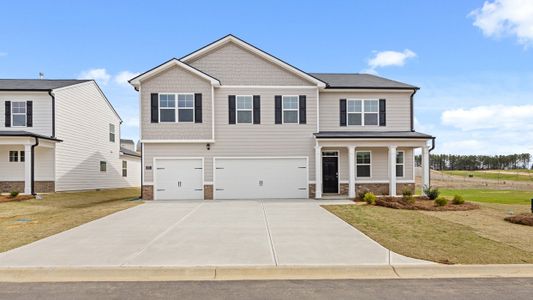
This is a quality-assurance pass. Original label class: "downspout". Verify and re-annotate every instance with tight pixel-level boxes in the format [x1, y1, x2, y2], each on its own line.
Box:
[48, 90, 55, 137]
[31, 137, 39, 196]
[428, 137, 436, 186]
[410, 89, 417, 132]
[140, 142, 144, 199]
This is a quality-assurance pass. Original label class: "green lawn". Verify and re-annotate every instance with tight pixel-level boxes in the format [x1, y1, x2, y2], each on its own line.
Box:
[442, 170, 533, 182]
[439, 188, 532, 205]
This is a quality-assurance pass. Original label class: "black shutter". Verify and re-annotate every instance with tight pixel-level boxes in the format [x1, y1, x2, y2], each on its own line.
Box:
[274, 95, 282, 124]
[194, 93, 202, 123]
[4, 101, 11, 127]
[228, 95, 236, 124]
[150, 93, 158, 123]
[26, 101, 33, 127]
[253, 95, 261, 124]
[379, 99, 386, 126]
[339, 99, 347, 126]
[299, 95, 306, 124]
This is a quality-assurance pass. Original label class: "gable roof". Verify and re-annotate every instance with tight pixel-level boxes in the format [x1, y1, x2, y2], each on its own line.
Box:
[129, 58, 221, 89]
[120, 146, 141, 158]
[120, 139, 134, 144]
[0, 79, 91, 91]
[309, 73, 418, 90]
[179, 34, 327, 87]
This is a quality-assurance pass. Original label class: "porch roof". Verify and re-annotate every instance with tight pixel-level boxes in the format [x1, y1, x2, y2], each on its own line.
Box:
[0, 131, 62, 142]
[314, 131, 433, 139]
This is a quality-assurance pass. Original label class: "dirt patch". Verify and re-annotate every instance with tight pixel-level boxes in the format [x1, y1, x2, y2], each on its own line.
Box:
[375, 196, 479, 211]
[0, 195, 34, 203]
[505, 213, 533, 226]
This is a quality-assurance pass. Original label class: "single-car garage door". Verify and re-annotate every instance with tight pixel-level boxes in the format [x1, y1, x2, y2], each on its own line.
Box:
[154, 158, 203, 200]
[214, 157, 308, 199]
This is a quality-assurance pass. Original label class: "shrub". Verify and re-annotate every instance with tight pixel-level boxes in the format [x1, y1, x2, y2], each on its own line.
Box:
[357, 188, 370, 201]
[401, 187, 414, 203]
[364, 192, 376, 205]
[9, 191, 19, 198]
[434, 197, 448, 207]
[423, 185, 440, 200]
[452, 194, 465, 205]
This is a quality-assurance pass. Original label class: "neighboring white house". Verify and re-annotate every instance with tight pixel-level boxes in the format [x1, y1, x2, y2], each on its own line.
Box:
[0, 79, 141, 194]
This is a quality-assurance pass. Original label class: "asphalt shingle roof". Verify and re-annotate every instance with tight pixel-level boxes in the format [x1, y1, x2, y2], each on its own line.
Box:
[309, 73, 417, 89]
[0, 79, 91, 91]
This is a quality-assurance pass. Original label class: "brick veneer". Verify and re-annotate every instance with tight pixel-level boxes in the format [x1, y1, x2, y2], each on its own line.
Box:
[308, 183, 315, 199]
[35, 181, 55, 193]
[339, 183, 349, 195]
[0, 181, 55, 193]
[204, 184, 213, 200]
[356, 182, 416, 197]
[142, 185, 154, 200]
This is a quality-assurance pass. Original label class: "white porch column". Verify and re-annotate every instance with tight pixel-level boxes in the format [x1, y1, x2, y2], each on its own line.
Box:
[388, 145, 397, 196]
[422, 145, 430, 192]
[24, 144, 32, 194]
[315, 145, 322, 199]
[348, 146, 356, 198]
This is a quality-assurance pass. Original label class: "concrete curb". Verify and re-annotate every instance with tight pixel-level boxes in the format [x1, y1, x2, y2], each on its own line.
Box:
[1, 264, 533, 282]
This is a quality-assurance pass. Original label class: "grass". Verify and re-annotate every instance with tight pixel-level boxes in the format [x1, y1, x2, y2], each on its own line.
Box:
[439, 188, 532, 205]
[0, 188, 141, 253]
[442, 170, 533, 182]
[324, 204, 533, 264]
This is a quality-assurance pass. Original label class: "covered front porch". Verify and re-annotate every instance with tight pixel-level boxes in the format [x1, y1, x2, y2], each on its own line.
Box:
[0, 132, 60, 194]
[313, 131, 434, 199]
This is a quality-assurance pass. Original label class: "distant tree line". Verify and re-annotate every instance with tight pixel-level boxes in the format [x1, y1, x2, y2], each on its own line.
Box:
[415, 153, 532, 170]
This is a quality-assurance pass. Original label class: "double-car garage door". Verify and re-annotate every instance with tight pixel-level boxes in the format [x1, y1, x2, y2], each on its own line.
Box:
[154, 157, 308, 200]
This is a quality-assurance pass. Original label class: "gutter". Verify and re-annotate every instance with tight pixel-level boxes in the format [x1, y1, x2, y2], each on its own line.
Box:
[31, 137, 39, 196]
[410, 89, 417, 132]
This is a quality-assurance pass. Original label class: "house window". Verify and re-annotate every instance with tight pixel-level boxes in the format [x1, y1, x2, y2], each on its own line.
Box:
[236, 95, 253, 123]
[282, 96, 298, 123]
[11, 101, 27, 127]
[159, 94, 176, 122]
[178, 94, 194, 122]
[347, 99, 379, 126]
[356, 151, 371, 177]
[396, 151, 404, 177]
[122, 160, 127, 177]
[109, 124, 115, 142]
[9, 151, 18, 162]
[20, 151, 25, 162]
[100, 161, 107, 172]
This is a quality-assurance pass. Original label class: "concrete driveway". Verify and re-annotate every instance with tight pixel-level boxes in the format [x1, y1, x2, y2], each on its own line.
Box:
[0, 200, 430, 267]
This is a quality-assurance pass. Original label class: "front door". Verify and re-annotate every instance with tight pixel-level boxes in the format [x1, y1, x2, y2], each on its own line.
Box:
[322, 156, 338, 193]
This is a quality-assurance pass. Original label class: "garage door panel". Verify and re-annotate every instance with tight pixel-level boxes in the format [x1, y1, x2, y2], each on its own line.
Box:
[155, 159, 203, 200]
[215, 158, 308, 199]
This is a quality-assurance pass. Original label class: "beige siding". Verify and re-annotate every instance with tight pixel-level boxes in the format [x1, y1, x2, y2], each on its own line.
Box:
[0, 145, 54, 181]
[141, 65, 213, 140]
[188, 42, 314, 86]
[319, 91, 412, 132]
[54, 82, 132, 191]
[0, 91, 53, 136]
[144, 87, 318, 182]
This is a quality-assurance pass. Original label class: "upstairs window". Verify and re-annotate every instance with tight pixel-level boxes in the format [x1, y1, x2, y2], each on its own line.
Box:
[396, 151, 404, 177]
[356, 151, 371, 178]
[282, 96, 299, 123]
[122, 160, 128, 177]
[364, 100, 379, 125]
[347, 100, 362, 125]
[236, 95, 253, 123]
[177, 94, 194, 122]
[12, 101, 26, 127]
[109, 124, 115, 142]
[159, 94, 176, 122]
[347, 99, 379, 126]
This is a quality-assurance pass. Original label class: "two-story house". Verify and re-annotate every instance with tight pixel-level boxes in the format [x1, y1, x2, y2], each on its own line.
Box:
[0, 79, 141, 194]
[130, 35, 434, 200]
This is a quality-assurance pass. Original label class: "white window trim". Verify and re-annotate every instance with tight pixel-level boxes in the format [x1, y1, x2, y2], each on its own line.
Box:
[8, 151, 18, 162]
[11, 101, 27, 128]
[109, 123, 116, 142]
[100, 161, 107, 172]
[282, 95, 299, 124]
[355, 150, 372, 178]
[347, 99, 379, 126]
[396, 150, 405, 178]
[158, 93, 195, 123]
[235, 95, 253, 124]
[122, 160, 127, 177]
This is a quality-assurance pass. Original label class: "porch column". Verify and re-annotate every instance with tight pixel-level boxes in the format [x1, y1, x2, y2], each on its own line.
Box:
[388, 145, 397, 196]
[348, 145, 356, 198]
[422, 145, 430, 192]
[315, 145, 322, 199]
[24, 144, 32, 194]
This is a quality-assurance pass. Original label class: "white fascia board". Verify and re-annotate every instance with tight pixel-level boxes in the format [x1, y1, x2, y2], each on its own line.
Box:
[141, 139, 215, 144]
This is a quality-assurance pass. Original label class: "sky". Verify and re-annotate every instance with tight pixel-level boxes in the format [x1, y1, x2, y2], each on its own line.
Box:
[1, 0, 532, 155]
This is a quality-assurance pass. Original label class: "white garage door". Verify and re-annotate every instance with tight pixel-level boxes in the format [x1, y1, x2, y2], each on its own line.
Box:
[154, 158, 203, 200]
[214, 157, 308, 199]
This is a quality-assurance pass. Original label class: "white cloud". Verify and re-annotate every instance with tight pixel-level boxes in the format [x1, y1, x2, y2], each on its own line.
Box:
[367, 49, 416, 69]
[441, 104, 533, 131]
[470, 0, 533, 46]
[0, 52, 7, 57]
[77, 68, 111, 85]
[115, 71, 140, 86]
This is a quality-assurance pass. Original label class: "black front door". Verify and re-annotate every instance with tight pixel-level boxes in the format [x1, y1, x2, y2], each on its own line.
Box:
[322, 157, 338, 193]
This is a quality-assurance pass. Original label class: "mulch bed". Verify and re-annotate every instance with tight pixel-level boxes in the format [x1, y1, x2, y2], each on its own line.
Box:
[374, 196, 479, 211]
[504, 214, 533, 226]
[0, 195, 34, 203]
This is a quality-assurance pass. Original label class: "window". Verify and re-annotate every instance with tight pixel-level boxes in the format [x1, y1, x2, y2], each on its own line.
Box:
[109, 124, 115, 142]
[356, 151, 371, 177]
[9, 151, 18, 162]
[178, 94, 194, 122]
[347, 99, 378, 126]
[100, 161, 107, 172]
[396, 151, 404, 177]
[20, 151, 25, 162]
[282, 96, 299, 123]
[11, 101, 26, 127]
[236, 95, 253, 123]
[122, 160, 127, 177]
[159, 94, 176, 122]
